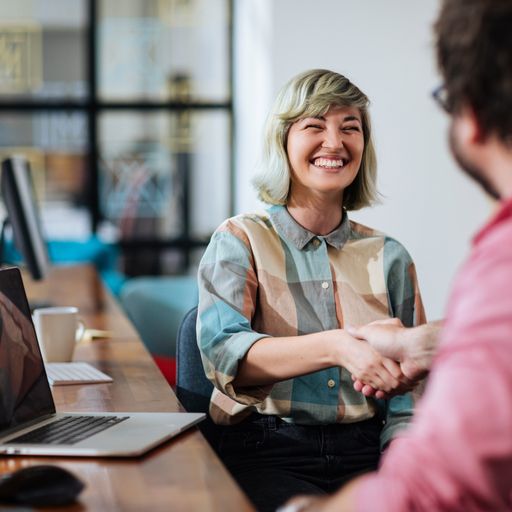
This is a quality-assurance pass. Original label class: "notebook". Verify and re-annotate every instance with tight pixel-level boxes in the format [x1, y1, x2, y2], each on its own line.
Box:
[45, 362, 113, 386]
[0, 267, 205, 457]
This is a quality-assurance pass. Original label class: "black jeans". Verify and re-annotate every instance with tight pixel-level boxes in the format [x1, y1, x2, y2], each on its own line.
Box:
[218, 414, 382, 512]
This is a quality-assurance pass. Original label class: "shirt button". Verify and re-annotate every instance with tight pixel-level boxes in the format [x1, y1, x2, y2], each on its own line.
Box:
[327, 379, 336, 388]
[321, 281, 329, 289]
[313, 238, 321, 247]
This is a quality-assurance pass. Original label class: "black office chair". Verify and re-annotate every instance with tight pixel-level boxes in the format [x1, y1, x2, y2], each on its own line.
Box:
[176, 306, 221, 449]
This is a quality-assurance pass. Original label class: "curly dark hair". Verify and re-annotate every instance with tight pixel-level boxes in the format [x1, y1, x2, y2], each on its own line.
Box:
[435, 0, 512, 141]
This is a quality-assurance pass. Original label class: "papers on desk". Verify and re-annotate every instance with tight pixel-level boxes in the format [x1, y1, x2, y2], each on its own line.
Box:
[45, 362, 113, 386]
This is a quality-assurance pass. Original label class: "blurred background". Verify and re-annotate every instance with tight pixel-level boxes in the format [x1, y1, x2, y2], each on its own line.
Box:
[0, 0, 492, 323]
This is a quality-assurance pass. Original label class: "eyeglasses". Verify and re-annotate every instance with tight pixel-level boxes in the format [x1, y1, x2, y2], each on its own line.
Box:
[432, 84, 453, 113]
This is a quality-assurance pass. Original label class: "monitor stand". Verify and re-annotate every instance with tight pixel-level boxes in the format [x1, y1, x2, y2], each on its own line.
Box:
[1, 219, 53, 311]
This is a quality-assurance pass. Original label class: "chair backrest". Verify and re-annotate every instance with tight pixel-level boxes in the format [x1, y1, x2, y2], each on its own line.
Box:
[176, 306, 214, 413]
[176, 306, 222, 450]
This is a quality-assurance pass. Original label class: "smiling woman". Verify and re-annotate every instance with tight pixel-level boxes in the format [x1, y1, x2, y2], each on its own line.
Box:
[253, 69, 377, 212]
[196, 69, 426, 512]
[286, 106, 365, 229]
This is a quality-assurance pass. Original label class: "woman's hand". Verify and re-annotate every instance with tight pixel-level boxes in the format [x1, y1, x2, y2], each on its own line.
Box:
[352, 373, 415, 399]
[333, 330, 405, 394]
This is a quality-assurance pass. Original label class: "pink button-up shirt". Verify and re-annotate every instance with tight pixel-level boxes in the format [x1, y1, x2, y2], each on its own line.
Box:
[356, 196, 512, 511]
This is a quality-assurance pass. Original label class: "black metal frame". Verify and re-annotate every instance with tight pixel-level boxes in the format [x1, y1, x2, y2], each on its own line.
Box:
[0, 0, 234, 274]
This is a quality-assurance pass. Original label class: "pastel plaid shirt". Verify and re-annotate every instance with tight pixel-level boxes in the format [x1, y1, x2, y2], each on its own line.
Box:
[197, 205, 426, 448]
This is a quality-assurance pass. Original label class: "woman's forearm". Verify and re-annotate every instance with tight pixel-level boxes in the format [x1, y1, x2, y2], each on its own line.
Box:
[232, 330, 343, 387]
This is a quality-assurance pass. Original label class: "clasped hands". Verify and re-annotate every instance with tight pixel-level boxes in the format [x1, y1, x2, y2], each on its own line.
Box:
[345, 318, 426, 399]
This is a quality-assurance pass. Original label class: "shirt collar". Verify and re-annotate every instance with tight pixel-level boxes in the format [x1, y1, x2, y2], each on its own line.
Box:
[473, 194, 512, 246]
[268, 205, 351, 250]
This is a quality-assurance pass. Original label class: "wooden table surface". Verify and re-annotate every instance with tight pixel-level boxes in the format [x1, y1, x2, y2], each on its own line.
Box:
[0, 265, 254, 512]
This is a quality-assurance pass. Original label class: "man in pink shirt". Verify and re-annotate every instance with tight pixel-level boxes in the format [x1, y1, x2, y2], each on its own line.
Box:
[283, 0, 512, 510]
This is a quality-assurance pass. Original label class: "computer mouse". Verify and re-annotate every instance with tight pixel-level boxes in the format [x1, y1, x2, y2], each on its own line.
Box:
[0, 464, 85, 506]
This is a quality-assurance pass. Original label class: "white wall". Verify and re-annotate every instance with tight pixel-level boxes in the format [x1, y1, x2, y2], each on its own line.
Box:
[234, 0, 491, 320]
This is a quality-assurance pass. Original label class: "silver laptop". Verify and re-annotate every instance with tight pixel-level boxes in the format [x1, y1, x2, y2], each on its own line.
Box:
[0, 267, 205, 457]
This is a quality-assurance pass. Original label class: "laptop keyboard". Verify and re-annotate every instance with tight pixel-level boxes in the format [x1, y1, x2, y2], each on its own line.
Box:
[8, 415, 129, 445]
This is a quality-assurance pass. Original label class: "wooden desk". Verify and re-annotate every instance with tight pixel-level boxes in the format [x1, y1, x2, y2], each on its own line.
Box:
[0, 265, 254, 512]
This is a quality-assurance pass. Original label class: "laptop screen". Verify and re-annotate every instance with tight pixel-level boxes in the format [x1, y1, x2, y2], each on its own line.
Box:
[0, 267, 55, 430]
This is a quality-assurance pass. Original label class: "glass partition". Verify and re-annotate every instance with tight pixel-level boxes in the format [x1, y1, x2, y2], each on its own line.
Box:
[99, 110, 229, 242]
[0, 0, 232, 275]
[0, 0, 87, 100]
[98, 0, 229, 102]
[0, 112, 90, 239]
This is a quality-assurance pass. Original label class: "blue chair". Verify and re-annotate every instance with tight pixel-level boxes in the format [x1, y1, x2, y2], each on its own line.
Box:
[176, 306, 220, 449]
[176, 306, 213, 410]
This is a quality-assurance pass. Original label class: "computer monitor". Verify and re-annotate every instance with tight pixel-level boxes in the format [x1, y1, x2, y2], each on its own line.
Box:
[0, 156, 50, 280]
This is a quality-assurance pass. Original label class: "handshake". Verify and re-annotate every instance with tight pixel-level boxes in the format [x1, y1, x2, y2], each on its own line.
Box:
[346, 319, 442, 399]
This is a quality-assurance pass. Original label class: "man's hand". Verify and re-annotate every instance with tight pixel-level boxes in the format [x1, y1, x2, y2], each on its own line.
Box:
[348, 318, 406, 359]
[348, 319, 442, 396]
[349, 319, 430, 381]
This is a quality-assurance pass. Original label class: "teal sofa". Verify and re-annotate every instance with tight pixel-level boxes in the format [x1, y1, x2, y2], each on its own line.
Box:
[119, 275, 198, 385]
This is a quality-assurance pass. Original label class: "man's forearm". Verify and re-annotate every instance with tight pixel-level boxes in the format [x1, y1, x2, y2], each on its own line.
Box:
[402, 320, 443, 374]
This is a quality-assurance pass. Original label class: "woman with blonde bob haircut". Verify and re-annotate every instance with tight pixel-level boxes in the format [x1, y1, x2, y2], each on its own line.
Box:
[197, 69, 425, 512]
[254, 68, 378, 210]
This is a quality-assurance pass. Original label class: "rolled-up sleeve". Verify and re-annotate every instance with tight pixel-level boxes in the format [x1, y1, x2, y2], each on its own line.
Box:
[197, 224, 271, 404]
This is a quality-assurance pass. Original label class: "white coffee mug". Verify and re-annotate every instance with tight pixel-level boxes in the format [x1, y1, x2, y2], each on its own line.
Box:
[32, 306, 86, 362]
